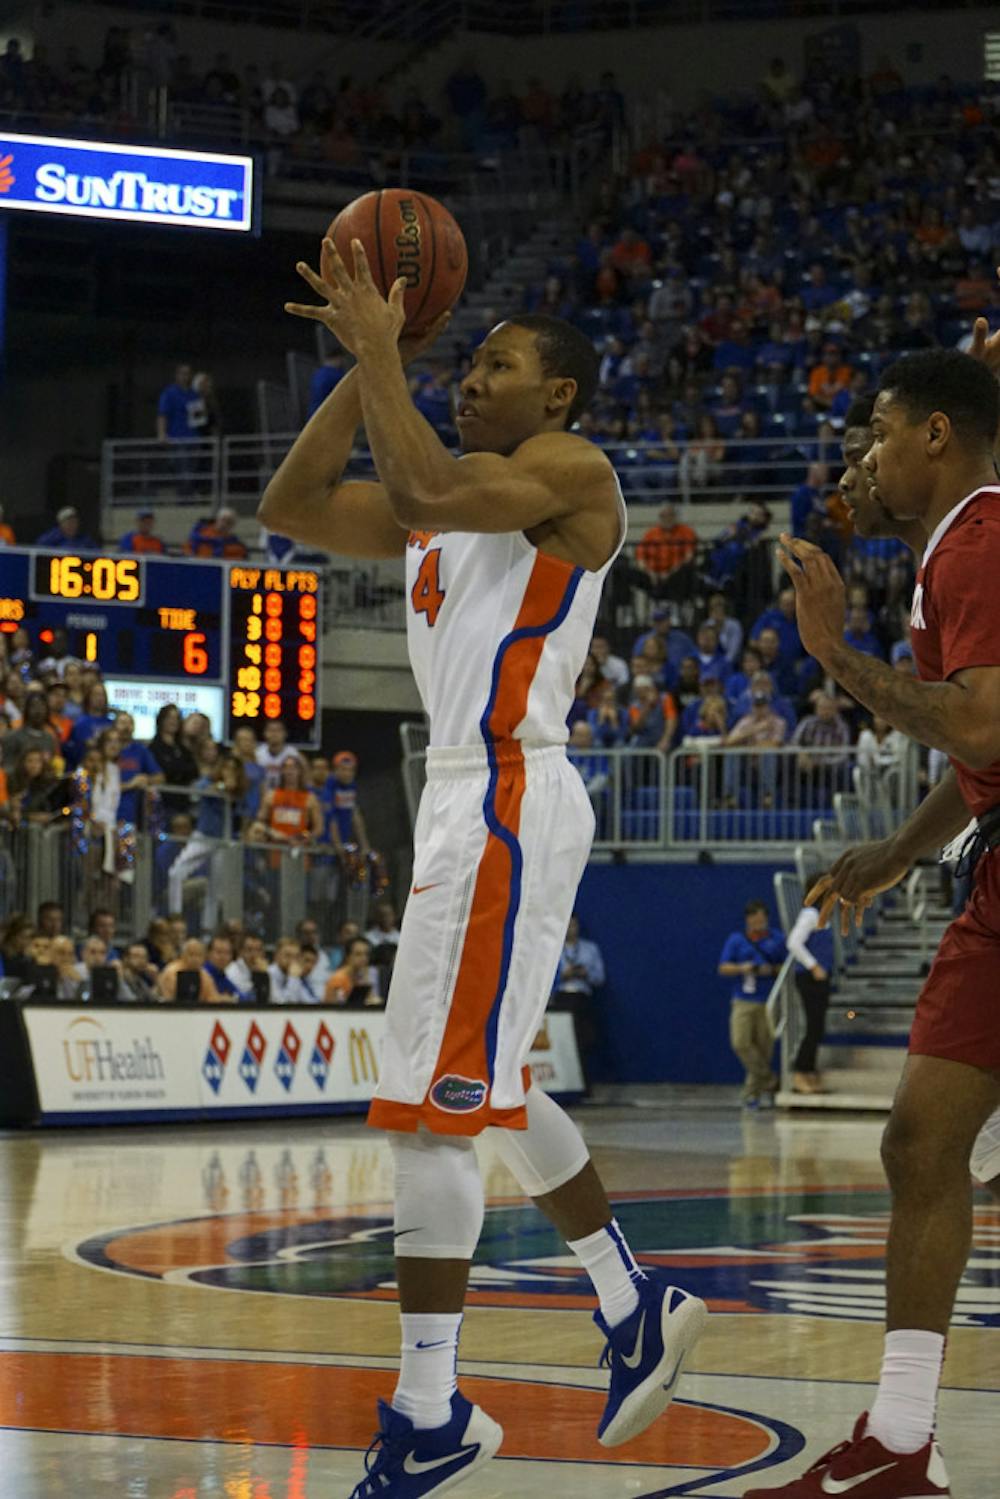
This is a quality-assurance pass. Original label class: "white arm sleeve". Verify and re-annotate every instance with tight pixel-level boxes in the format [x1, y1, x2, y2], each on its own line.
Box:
[786, 906, 821, 969]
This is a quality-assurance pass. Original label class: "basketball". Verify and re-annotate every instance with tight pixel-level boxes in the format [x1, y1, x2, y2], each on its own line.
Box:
[327, 188, 468, 334]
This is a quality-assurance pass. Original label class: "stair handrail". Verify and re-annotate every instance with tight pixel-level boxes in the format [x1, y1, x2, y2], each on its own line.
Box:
[765, 952, 798, 1098]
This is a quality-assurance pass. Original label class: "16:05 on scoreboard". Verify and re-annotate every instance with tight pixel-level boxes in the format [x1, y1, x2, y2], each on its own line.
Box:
[0, 549, 322, 746]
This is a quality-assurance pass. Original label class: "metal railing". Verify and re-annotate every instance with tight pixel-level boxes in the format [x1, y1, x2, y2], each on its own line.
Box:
[102, 432, 828, 511]
[1, 814, 374, 946]
[399, 744, 916, 852]
[666, 742, 918, 850]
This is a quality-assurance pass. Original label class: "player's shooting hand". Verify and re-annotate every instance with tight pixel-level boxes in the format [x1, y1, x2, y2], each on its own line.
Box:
[285, 238, 405, 357]
[776, 533, 845, 664]
[806, 838, 912, 935]
[970, 272, 1000, 374]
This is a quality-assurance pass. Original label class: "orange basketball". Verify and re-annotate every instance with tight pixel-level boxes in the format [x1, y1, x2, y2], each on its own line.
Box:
[327, 188, 468, 334]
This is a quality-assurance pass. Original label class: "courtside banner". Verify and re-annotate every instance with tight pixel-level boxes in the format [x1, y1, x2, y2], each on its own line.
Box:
[18, 1007, 582, 1123]
[0, 134, 255, 231]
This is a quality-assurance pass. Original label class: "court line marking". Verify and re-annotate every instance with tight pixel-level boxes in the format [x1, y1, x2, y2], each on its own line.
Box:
[2, 1339, 998, 1395]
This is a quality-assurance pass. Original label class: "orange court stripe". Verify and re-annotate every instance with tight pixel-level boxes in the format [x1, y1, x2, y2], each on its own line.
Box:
[0, 1351, 770, 1467]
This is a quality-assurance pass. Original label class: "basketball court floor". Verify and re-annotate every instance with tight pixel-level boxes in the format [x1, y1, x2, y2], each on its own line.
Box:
[1, 1097, 997, 1497]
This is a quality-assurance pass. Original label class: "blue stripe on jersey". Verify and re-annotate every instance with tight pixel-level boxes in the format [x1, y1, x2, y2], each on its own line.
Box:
[478, 565, 585, 1087]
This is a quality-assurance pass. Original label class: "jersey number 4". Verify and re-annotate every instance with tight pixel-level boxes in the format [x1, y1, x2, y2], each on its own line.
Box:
[411, 549, 446, 627]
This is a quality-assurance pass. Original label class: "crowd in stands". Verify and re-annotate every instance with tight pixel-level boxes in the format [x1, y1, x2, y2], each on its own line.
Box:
[0, 901, 399, 1007]
[396, 58, 1000, 502]
[0, 625, 401, 996]
[568, 559, 917, 807]
[0, 502, 252, 562]
[0, 31, 619, 168]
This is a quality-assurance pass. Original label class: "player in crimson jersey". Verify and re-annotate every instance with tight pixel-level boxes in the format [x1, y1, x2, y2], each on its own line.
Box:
[837, 371, 1000, 1211]
[744, 350, 1000, 1499]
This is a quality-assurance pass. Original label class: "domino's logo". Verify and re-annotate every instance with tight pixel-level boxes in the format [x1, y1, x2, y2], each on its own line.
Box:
[202, 1021, 231, 1095]
[274, 1021, 302, 1094]
[309, 1022, 335, 1091]
[239, 1021, 267, 1094]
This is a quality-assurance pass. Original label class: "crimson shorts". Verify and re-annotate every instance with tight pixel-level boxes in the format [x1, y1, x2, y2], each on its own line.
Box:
[909, 847, 1000, 1072]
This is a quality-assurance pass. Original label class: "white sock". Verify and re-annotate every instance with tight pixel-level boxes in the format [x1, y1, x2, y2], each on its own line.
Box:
[868, 1329, 945, 1454]
[567, 1218, 648, 1327]
[392, 1312, 462, 1431]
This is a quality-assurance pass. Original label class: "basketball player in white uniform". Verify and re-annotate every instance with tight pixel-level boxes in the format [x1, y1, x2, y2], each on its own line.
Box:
[262, 239, 707, 1497]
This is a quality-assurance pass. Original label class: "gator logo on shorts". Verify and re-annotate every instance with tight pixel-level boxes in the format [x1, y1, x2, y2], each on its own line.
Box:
[430, 1075, 488, 1113]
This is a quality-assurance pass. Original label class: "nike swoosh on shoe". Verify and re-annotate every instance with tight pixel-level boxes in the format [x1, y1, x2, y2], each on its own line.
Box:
[820, 1463, 899, 1494]
[621, 1308, 648, 1370]
[403, 1444, 479, 1477]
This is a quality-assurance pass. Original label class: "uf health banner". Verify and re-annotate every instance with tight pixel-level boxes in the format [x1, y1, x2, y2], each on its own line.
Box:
[0, 133, 255, 232]
[20, 1007, 583, 1123]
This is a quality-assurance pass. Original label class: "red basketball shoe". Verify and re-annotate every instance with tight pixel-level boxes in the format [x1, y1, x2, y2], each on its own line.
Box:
[743, 1414, 950, 1497]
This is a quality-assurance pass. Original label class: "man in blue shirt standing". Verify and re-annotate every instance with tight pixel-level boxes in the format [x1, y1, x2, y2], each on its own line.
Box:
[157, 363, 202, 441]
[718, 899, 786, 1108]
[114, 712, 164, 825]
[157, 363, 206, 495]
[551, 914, 607, 1094]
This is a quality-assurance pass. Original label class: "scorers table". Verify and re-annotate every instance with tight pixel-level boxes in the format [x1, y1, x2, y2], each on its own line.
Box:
[0, 548, 322, 743]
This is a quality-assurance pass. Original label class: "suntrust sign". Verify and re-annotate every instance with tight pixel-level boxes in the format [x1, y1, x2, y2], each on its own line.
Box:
[0, 133, 255, 232]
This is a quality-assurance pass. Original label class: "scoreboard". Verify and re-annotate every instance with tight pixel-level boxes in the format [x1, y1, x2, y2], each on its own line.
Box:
[0, 549, 321, 745]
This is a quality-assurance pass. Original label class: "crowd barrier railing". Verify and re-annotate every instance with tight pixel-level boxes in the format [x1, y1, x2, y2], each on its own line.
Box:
[4, 788, 374, 945]
[665, 742, 918, 850]
[101, 433, 829, 512]
[400, 743, 914, 852]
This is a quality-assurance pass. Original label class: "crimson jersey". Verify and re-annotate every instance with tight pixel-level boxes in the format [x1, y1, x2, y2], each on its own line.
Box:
[909, 485, 1000, 816]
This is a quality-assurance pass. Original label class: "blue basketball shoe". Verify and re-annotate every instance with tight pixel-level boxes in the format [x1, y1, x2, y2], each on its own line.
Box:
[594, 1279, 708, 1447]
[349, 1393, 503, 1497]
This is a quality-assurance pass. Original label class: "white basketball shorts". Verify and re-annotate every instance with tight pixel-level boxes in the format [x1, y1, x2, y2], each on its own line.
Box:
[368, 743, 594, 1136]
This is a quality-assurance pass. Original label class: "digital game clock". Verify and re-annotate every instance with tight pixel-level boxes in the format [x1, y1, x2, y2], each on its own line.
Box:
[0, 548, 321, 745]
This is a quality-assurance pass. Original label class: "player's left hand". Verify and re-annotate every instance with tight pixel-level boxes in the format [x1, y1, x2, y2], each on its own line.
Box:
[285, 237, 406, 356]
[776, 532, 845, 663]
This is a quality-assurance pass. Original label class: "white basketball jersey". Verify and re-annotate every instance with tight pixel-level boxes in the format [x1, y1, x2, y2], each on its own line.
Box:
[404, 489, 625, 751]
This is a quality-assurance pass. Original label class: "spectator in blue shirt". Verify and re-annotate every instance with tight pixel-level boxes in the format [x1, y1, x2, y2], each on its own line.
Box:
[36, 506, 98, 553]
[706, 592, 742, 664]
[307, 353, 347, 416]
[679, 673, 731, 740]
[204, 933, 250, 1001]
[751, 589, 802, 662]
[627, 676, 667, 749]
[587, 681, 629, 747]
[65, 683, 115, 769]
[232, 725, 264, 823]
[114, 712, 164, 824]
[167, 756, 247, 930]
[87, 908, 122, 964]
[633, 610, 695, 676]
[754, 627, 800, 699]
[726, 645, 772, 709]
[693, 621, 732, 686]
[789, 462, 829, 536]
[718, 899, 786, 1107]
[844, 603, 884, 659]
[550, 913, 606, 1092]
[156, 363, 204, 440]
